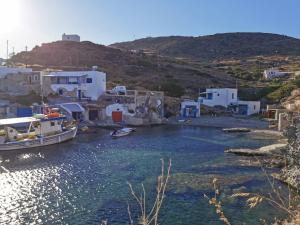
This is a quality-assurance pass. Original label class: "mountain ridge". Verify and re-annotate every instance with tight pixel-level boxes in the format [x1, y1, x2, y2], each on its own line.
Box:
[110, 32, 300, 60]
[10, 32, 300, 99]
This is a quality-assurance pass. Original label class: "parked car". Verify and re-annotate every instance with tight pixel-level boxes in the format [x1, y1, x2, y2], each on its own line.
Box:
[110, 86, 127, 95]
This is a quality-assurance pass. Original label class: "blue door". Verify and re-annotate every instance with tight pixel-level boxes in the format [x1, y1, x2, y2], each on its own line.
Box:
[238, 105, 248, 115]
[184, 106, 197, 118]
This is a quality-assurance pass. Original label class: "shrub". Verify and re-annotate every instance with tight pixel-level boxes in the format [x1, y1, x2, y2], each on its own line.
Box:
[160, 82, 184, 97]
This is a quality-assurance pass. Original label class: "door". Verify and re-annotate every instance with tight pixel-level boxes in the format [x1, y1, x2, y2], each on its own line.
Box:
[78, 90, 82, 100]
[238, 105, 248, 115]
[89, 110, 98, 121]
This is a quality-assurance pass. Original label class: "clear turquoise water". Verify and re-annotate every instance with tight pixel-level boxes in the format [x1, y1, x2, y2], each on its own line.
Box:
[0, 126, 286, 225]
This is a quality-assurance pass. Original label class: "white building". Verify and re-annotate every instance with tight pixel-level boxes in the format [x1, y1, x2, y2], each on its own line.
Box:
[199, 88, 260, 116]
[237, 101, 261, 116]
[180, 100, 201, 118]
[0, 66, 33, 78]
[62, 33, 80, 42]
[263, 69, 287, 79]
[41, 70, 106, 101]
[199, 88, 238, 108]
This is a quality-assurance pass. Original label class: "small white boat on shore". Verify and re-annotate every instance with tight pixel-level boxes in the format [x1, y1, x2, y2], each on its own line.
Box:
[0, 115, 77, 151]
[110, 127, 135, 138]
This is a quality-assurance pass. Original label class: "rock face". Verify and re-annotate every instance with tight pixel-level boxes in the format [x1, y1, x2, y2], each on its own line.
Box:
[274, 166, 300, 190]
[225, 143, 287, 156]
[283, 88, 300, 112]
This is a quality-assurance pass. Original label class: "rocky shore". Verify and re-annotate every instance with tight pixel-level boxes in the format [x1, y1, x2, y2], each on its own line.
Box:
[168, 115, 269, 129]
[225, 143, 287, 156]
[224, 124, 300, 191]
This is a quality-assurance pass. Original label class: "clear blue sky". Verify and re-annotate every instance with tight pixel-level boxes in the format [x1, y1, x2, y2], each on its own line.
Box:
[1, 0, 300, 58]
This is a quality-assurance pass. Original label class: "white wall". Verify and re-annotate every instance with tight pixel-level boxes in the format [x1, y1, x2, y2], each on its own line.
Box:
[181, 101, 201, 117]
[105, 103, 135, 117]
[0, 66, 32, 78]
[47, 71, 106, 100]
[62, 34, 80, 42]
[238, 101, 260, 115]
[263, 69, 286, 79]
[201, 88, 238, 107]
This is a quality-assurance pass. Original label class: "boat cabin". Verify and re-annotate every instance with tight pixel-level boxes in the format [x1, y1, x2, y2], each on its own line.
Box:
[0, 116, 66, 144]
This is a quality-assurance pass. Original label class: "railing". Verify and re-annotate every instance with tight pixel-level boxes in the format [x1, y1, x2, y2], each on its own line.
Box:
[105, 90, 164, 97]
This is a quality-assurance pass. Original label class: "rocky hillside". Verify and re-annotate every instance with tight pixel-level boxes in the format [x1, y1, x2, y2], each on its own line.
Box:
[111, 33, 300, 60]
[11, 33, 300, 100]
[11, 41, 235, 96]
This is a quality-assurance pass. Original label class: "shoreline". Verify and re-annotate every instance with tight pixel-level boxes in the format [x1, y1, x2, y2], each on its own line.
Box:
[167, 115, 270, 129]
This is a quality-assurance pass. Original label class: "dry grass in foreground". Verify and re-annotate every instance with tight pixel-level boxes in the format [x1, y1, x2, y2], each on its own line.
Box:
[127, 159, 171, 225]
[205, 177, 300, 225]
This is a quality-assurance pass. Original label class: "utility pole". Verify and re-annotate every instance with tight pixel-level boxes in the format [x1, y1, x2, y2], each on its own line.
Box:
[25, 46, 28, 68]
[6, 40, 9, 60]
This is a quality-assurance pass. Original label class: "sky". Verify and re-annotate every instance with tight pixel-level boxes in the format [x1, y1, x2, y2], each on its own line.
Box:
[0, 0, 300, 58]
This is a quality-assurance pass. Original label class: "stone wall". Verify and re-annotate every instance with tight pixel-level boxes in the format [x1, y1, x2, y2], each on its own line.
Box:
[0, 72, 40, 96]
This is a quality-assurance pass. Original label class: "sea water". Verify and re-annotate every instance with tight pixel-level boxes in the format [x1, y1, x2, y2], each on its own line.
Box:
[0, 126, 286, 225]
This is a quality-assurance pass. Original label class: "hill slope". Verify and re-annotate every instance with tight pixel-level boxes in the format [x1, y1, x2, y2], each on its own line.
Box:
[111, 32, 300, 60]
[10, 33, 300, 100]
[11, 41, 235, 96]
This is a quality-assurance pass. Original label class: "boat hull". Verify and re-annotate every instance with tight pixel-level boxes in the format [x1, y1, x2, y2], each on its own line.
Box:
[0, 127, 77, 151]
[110, 128, 135, 138]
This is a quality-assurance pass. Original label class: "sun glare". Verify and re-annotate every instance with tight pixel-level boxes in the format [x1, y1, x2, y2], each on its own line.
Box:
[0, 0, 21, 34]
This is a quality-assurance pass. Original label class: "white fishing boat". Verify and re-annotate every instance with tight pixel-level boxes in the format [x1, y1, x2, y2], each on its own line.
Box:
[0, 115, 77, 151]
[110, 127, 135, 138]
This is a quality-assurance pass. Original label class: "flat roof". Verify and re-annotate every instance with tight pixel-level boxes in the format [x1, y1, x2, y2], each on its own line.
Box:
[60, 103, 85, 112]
[42, 70, 105, 77]
[0, 117, 39, 125]
[43, 74, 88, 77]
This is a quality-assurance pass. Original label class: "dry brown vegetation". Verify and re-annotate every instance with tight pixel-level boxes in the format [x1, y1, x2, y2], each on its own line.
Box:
[127, 159, 171, 225]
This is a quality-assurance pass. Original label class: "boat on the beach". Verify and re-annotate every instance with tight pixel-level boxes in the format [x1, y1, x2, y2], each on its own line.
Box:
[0, 114, 77, 151]
[110, 127, 135, 138]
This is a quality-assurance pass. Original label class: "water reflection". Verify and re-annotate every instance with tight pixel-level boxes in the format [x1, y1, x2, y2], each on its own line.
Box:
[0, 126, 283, 224]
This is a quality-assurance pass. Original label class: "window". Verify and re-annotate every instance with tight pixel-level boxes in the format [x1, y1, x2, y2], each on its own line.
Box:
[232, 93, 235, 99]
[68, 77, 79, 84]
[86, 78, 93, 83]
[50, 122, 55, 126]
[58, 89, 64, 95]
[207, 93, 213, 99]
[254, 105, 256, 110]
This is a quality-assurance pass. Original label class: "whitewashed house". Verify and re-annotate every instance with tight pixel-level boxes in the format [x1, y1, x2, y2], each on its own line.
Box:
[180, 100, 201, 118]
[199, 88, 260, 116]
[237, 101, 261, 116]
[263, 68, 287, 79]
[62, 33, 80, 42]
[41, 70, 106, 101]
[199, 88, 238, 108]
